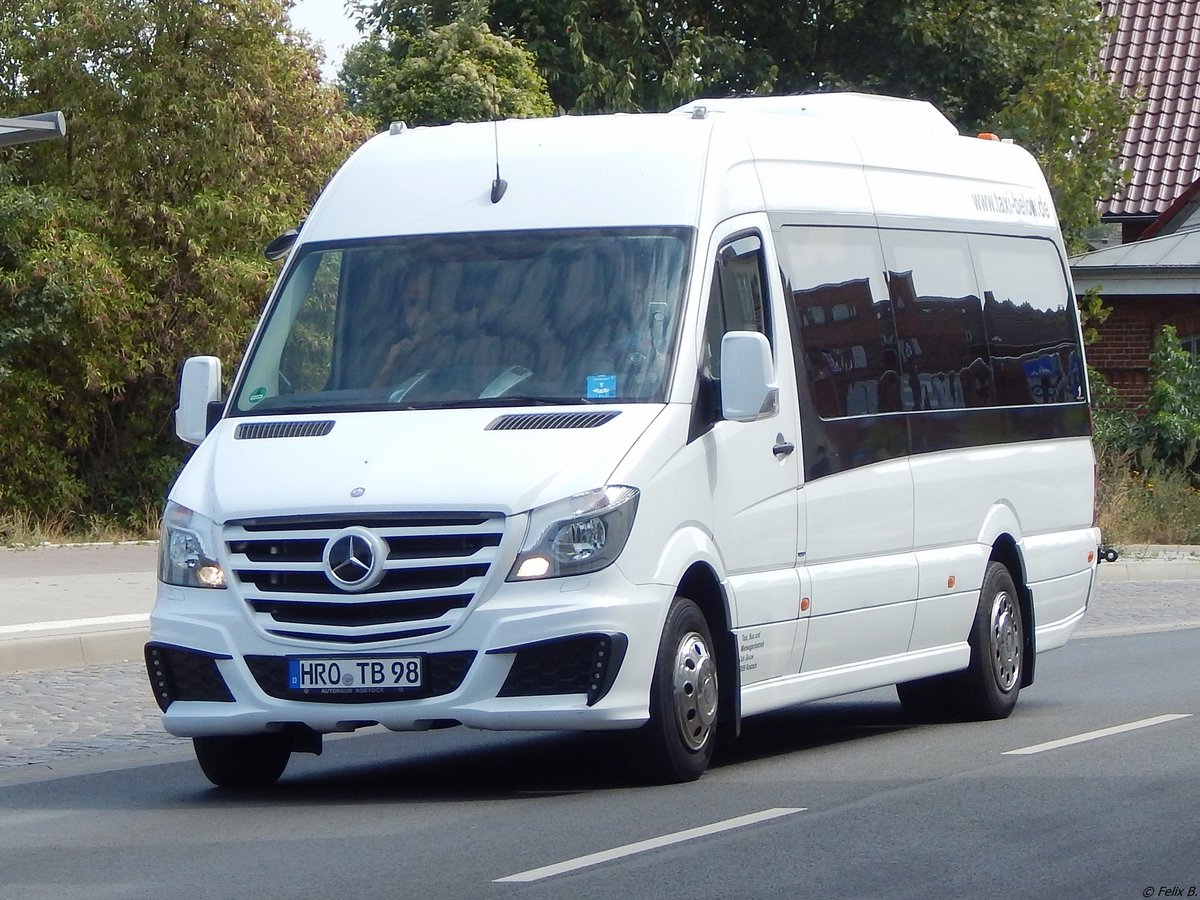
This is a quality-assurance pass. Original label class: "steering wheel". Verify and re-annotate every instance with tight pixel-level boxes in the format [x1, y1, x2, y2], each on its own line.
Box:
[388, 365, 534, 402]
[479, 365, 533, 398]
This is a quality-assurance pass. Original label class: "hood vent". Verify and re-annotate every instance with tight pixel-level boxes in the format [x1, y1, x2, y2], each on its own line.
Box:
[487, 411, 620, 431]
[235, 420, 335, 440]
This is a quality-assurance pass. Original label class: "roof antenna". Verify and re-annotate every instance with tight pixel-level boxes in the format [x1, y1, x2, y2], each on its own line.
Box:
[491, 120, 507, 204]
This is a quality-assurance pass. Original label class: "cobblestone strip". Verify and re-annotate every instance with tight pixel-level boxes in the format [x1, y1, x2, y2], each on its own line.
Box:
[0, 661, 187, 769]
[1075, 580, 1200, 636]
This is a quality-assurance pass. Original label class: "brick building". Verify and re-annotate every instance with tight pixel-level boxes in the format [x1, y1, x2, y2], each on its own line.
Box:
[1069, 0, 1200, 409]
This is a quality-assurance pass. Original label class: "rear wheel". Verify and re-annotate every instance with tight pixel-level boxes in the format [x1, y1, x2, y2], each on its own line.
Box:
[633, 597, 719, 784]
[898, 561, 1025, 722]
[193, 733, 292, 788]
[955, 561, 1024, 720]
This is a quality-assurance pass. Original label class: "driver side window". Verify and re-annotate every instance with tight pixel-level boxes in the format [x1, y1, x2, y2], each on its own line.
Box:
[702, 234, 771, 379]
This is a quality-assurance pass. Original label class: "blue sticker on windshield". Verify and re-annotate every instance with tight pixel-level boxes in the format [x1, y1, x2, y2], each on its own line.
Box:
[586, 375, 617, 399]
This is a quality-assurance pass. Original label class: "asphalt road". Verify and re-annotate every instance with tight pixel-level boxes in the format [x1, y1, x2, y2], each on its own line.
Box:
[0, 613, 1196, 899]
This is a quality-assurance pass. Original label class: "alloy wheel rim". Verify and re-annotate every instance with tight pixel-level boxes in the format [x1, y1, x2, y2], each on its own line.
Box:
[671, 631, 719, 751]
[990, 590, 1021, 693]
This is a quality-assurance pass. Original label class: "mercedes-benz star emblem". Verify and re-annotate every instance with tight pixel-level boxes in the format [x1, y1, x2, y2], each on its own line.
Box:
[322, 527, 388, 592]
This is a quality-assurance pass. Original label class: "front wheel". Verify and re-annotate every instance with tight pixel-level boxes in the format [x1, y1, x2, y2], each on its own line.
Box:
[193, 733, 293, 788]
[632, 597, 719, 784]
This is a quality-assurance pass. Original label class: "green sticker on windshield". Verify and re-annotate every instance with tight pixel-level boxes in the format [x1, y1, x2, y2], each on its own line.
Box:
[248, 387, 267, 404]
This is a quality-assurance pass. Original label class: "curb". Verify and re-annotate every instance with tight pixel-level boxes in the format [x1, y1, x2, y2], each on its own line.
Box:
[0, 628, 147, 676]
[1097, 560, 1200, 581]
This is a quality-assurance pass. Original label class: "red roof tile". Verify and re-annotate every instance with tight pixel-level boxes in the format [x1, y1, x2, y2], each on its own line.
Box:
[1102, 0, 1200, 219]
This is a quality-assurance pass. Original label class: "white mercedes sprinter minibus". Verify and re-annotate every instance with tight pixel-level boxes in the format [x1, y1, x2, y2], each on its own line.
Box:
[147, 93, 1101, 787]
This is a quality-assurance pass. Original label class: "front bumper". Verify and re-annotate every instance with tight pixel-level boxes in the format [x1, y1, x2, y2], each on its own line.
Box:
[146, 574, 666, 736]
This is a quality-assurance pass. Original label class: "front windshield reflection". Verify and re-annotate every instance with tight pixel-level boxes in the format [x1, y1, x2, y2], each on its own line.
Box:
[233, 228, 692, 415]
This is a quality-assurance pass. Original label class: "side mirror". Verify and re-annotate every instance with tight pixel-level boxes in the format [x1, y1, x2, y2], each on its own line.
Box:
[264, 226, 300, 262]
[720, 331, 779, 422]
[176, 356, 223, 445]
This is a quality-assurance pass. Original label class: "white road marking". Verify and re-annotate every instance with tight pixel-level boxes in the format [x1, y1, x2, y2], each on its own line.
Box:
[0, 613, 149, 635]
[495, 807, 805, 883]
[1004, 714, 1192, 756]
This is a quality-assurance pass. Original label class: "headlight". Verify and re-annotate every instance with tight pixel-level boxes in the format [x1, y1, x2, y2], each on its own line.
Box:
[508, 486, 639, 581]
[159, 501, 227, 589]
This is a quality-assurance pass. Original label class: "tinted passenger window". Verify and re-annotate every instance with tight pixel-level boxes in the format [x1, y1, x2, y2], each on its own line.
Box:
[776, 227, 901, 418]
[881, 232, 991, 411]
[972, 236, 1083, 405]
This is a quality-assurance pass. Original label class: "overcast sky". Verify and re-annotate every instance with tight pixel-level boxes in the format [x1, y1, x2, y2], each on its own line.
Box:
[289, 0, 362, 81]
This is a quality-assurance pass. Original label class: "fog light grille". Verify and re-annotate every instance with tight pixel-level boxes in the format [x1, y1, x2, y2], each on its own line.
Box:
[494, 633, 627, 706]
[145, 643, 234, 711]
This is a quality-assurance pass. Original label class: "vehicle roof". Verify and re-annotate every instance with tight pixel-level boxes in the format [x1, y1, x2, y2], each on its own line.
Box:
[298, 93, 1058, 245]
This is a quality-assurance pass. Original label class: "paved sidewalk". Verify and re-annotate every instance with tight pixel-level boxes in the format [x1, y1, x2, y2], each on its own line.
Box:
[0, 541, 1197, 675]
[0, 543, 157, 675]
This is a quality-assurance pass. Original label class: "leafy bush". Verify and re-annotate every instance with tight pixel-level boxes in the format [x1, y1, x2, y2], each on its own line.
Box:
[0, 0, 371, 528]
[1088, 365, 1142, 456]
[1141, 325, 1200, 468]
[1092, 326, 1200, 545]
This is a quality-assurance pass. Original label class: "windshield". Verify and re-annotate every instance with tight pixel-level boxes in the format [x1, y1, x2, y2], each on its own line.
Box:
[232, 228, 692, 414]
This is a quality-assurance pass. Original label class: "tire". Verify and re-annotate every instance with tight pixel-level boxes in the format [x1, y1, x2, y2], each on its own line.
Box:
[193, 733, 293, 788]
[632, 597, 720, 784]
[954, 561, 1024, 720]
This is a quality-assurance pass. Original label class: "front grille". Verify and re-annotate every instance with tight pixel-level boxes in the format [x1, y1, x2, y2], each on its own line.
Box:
[236, 564, 489, 595]
[245, 651, 475, 703]
[250, 596, 472, 627]
[145, 643, 235, 711]
[224, 513, 505, 644]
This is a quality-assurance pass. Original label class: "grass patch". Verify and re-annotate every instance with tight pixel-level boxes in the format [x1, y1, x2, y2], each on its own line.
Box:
[0, 505, 159, 548]
[1096, 448, 1200, 545]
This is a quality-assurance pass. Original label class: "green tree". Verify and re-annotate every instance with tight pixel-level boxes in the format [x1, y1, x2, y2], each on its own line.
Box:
[0, 0, 372, 523]
[494, 0, 754, 113]
[992, 1, 1132, 253]
[339, 0, 553, 128]
[356, 0, 757, 113]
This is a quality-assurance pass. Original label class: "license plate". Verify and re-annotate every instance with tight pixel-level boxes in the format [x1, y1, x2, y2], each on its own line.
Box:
[287, 656, 423, 691]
